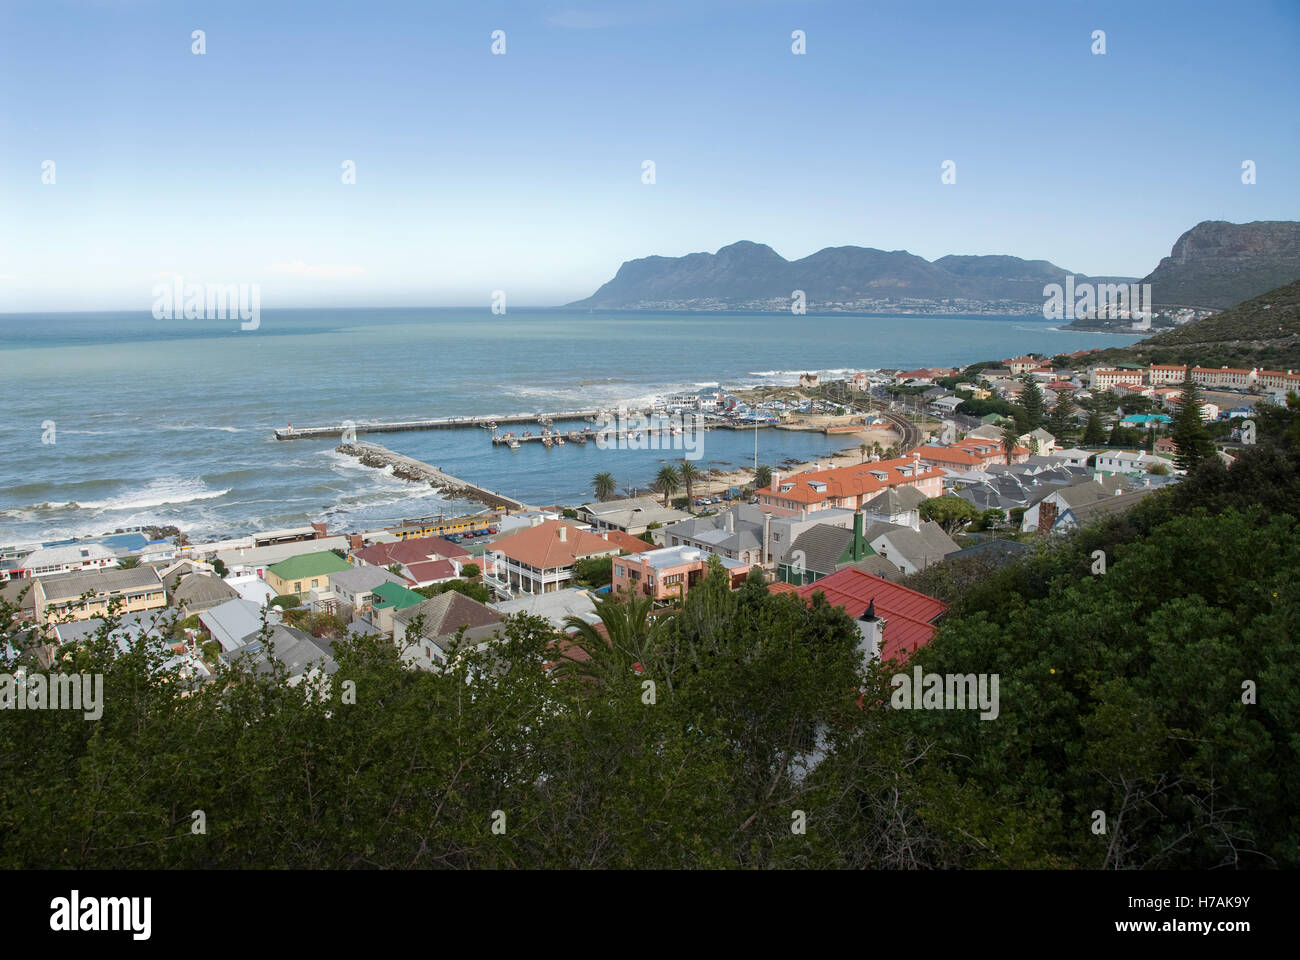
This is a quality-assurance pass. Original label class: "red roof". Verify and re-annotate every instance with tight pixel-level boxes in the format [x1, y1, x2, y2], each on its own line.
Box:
[403, 559, 456, 584]
[600, 529, 652, 554]
[354, 535, 469, 567]
[770, 567, 947, 663]
[760, 455, 936, 505]
[491, 520, 619, 569]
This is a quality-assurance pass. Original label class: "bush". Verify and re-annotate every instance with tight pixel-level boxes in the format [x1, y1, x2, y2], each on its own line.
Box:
[271, 594, 300, 609]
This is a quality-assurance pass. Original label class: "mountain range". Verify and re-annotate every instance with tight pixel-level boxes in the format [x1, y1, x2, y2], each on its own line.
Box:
[568, 221, 1300, 320]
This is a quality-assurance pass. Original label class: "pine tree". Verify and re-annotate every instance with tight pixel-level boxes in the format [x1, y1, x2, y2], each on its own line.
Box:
[1171, 373, 1215, 472]
[1082, 410, 1106, 445]
[1018, 376, 1046, 430]
[1046, 393, 1075, 439]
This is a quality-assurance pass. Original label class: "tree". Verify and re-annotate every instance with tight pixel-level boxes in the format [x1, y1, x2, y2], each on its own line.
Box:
[591, 472, 617, 502]
[859, 443, 868, 463]
[211, 557, 229, 577]
[678, 459, 701, 507]
[639, 522, 662, 546]
[1171, 373, 1215, 472]
[1000, 422, 1021, 465]
[919, 496, 979, 534]
[573, 556, 613, 588]
[1082, 411, 1107, 445]
[1046, 393, 1075, 439]
[116, 556, 140, 569]
[460, 563, 480, 580]
[754, 464, 772, 490]
[653, 465, 681, 507]
[1018, 376, 1046, 430]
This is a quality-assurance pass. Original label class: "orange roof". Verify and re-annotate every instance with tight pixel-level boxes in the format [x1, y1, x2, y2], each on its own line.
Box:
[761, 456, 935, 504]
[1150, 364, 1187, 370]
[490, 521, 618, 569]
[600, 529, 652, 554]
[915, 439, 1026, 465]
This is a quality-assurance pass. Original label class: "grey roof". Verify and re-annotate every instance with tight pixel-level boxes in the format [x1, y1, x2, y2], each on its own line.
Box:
[37, 567, 164, 603]
[1054, 475, 1131, 509]
[394, 591, 502, 640]
[51, 612, 171, 651]
[199, 597, 273, 652]
[222, 624, 337, 678]
[172, 573, 239, 612]
[872, 521, 959, 568]
[347, 619, 381, 638]
[581, 496, 691, 529]
[842, 555, 904, 582]
[1059, 488, 1157, 527]
[863, 485, 927, 514]
[664, 504, 765, 555]
[329, 565, 405, 594]
[23, 543, 116, 570]
[950, 538, 1031, 563]
[782, 525, 855, 577]
[491, 588, 600, 629]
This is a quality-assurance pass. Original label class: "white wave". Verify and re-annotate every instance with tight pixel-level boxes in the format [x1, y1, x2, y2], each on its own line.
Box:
[76, 477, 231, 511]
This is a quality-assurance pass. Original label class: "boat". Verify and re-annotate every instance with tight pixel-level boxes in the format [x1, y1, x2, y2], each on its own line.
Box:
[508, 438, 520, 450]
[542, 437, 553, 448]
[555, 436, 565, 445]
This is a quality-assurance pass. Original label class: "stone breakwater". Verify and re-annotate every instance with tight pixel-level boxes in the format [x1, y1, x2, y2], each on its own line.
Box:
[336, 442, 524, 511]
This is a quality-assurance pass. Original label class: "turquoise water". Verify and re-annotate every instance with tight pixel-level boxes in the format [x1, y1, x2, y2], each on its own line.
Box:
[0, 308, 1142, 542]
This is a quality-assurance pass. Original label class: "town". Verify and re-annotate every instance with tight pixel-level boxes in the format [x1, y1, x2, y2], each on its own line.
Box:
[4, 347, 1284, 690]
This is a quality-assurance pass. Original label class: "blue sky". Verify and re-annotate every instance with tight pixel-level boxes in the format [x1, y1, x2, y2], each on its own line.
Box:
[1, 0, 1297, 311]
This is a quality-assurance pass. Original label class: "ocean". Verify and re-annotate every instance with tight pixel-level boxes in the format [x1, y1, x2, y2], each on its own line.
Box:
[0, 308, 1143, 543]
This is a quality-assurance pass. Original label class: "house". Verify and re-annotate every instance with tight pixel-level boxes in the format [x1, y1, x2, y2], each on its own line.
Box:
[215, 536, 351, 579]
[1094, 450, 1164, 475]
[777, 512, 889, 585]
[264, 551, 353, 599]
[1006, 355, 1041, 376]
[578, 497, 692, 536]
[21, 543, 117, 578]
[599, 529, 653, 554]
[198, 596, 279, 652]
[1119, 414, 1172, 428]
[221, 624, 337, 685]
[929, 395, 964, 415]
[612, 546, 750, 602]
[309, 565, 405, 617]
[490, 588, 602, 631]
[1020, 474, 1132, 532]
[392, 592, 503, 670]
[170, 573, 240, 617]
[368, 581, 429, 634]
[861, 485, 927, 530]
[768, 566, 947, 664]
[1016, 428, 1058, 455]
[32, 567, 167, 631]
[484, 521, 620, 596]
[757, 456, 943, 516]
[1146, 364, 1188, 385]
[1051, 488, 1158, 532]
[864, 521, 960, 576]
[1153, 437, 1178, 455]
[914, 439, 1029, 472]
[350, 535, 470, 577]
[1054, 447, 1094, 468]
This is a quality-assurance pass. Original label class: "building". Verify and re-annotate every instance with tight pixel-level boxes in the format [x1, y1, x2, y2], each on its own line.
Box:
[914, 439, 1028, 472]
[864, 521, 960, 576]
[32, 567, 168, 630]
[1051, 487, 1158, 533]
[221, 624, 337, 685]
[368, 581, 430, 634]
[392, 592, 503, 670]
[1089, 368, 1145, 391]
[484, 521, 620, 596]
[199, 596, 278, 652]
[1020, 474, 1133, 532]
[611, 545, 750, 603]
[1190, 366, 1254, 390]
[769, 566, 947, 664]
[598, 529, 653, 554]
[170, 573, 240, 617]
[489, 588, 602, 631]
[20, 543, 117, 579]
[1094, 450, 1165, 475]
[264, 551, 353, 599]
[578, 497, 693, 536]
[312, 565, 406, 618]
[215, 536, 351, 579]
[350, 535, 469, 571]
[1147, 364, 1188, 385]
[777, 512, 891, 584]
[757, 456, 943, 516]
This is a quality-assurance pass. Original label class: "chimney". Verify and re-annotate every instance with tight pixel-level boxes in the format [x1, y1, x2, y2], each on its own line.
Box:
[558, 524, 567, 542]
[852, 511, 864, 561]
[311, 522, 327, 539]
[725, 510, 734, 533]
[349, 534, 363, 551]
[771, 472, 781, 492]
[855, 600, 886, 664]
[762, 511, 771, 565]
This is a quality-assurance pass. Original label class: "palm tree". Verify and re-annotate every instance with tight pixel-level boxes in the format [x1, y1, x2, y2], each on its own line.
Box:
[678, 459, 701, 508]
[872, 442, 883, 461]
[592, 471, 617, 502]
[653, 464, 681, 507]
[557, 592, 672, 690]
[1000, 421, 1020, 465]
[754, 464, 772, 489]
[859, 443, 868, 463]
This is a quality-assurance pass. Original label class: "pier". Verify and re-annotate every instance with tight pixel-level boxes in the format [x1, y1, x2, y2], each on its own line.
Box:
[275, 410, 602, 440]
[336, 442, 525, 511]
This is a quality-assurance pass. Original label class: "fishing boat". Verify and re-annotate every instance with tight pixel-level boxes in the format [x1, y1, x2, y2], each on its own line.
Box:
[542, 437, 553, 448]
[555, 436, 565, 445]
[507, 438, 520, 450]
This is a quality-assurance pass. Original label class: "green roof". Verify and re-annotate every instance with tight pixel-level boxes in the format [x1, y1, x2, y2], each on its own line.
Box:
[267, 551, 352, 582]
[370, 581, 426, 610]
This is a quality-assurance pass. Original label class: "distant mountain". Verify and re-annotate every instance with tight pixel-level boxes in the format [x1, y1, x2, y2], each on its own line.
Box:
[568, 241, 1135, 314]
[1141, 220, 1300, 310]
[1086, 277, 1300, 371]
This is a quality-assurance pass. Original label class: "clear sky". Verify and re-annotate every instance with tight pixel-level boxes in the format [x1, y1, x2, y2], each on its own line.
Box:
[1, 0, 1297, 311]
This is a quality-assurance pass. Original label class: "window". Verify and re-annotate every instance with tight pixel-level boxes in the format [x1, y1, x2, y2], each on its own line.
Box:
[295, 581, 302, 592]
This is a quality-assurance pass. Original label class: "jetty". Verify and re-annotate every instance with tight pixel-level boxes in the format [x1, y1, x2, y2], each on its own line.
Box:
[336, 442, 524, 511]
[275, 410, 603, 441]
